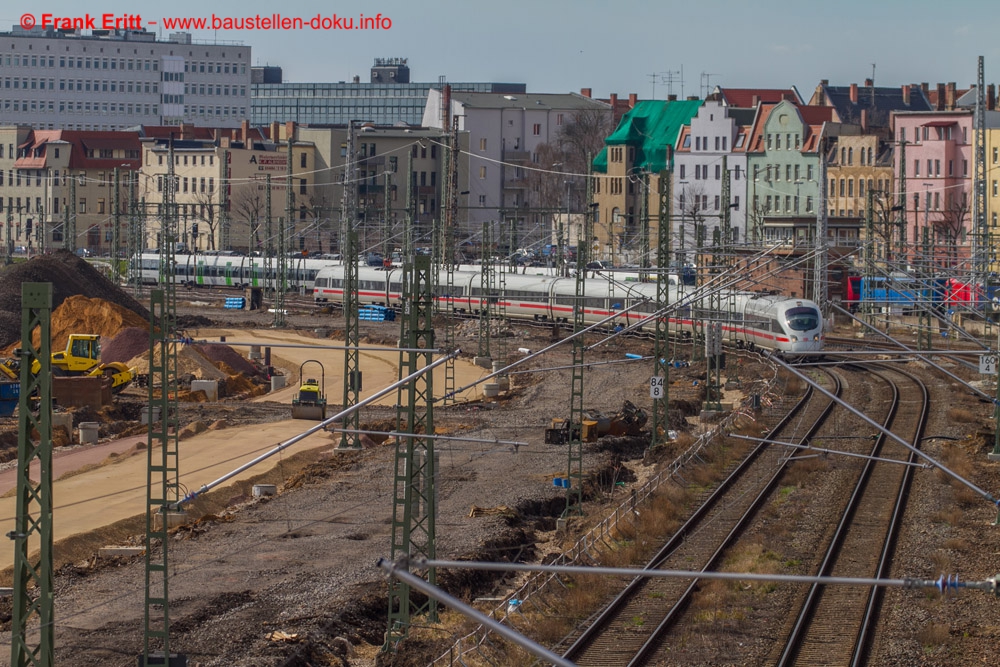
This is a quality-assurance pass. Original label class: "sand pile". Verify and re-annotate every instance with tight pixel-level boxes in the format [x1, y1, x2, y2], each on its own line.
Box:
[192, 343, 266, 380]
[0, 249, 149, 349]
[127, 344, 229, 382]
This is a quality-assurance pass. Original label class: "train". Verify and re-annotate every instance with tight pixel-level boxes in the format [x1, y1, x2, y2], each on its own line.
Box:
[313, 265, 824, 354]
[844, 273, 1000, 314]
[136, 252, 343, 290]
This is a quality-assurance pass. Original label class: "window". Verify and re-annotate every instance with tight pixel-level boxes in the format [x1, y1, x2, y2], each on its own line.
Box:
[785, 164, 791, 181]
[300, 153, 306, 168]
[714, 195, 720, 210]
[914, 159, 919, 176]
[98, 199, 105, 214]
[935, 159, 940, 176]
[479, 138, 487, 151]
[807, 164, 814, 181]
[679, 165, 686, 179]
[839, 179, 845, 196]
[79, 198, 86, 214]
[479, 166, 486, 179]
[532, 123, 541, 135]
[715, 164, 720, 180]
[848, 179, 853, 197]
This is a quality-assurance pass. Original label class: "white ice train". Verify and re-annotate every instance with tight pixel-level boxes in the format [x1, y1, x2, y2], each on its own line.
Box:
[312, 265, 824, 354]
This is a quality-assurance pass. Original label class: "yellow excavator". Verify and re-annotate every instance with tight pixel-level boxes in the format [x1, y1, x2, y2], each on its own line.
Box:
[0, 334, 136, 393]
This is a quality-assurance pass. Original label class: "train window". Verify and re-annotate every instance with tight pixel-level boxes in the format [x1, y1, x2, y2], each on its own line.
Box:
[331, 279, 343, 289]
[555, 296, 574, 307]
[389, 282, 402, 292]
[785, 307, 819, 331]
[771, 319, 783, 333]
[315, 277, 327, 288]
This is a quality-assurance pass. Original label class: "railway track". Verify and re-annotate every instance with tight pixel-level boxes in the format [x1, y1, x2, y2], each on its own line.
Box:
[774, 365, 928, 666]
[558, 368, 843, 666]
[559, 360, 923, 666]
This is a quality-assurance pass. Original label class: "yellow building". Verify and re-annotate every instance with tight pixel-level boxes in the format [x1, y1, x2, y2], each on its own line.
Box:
[826, 134, 895, 260]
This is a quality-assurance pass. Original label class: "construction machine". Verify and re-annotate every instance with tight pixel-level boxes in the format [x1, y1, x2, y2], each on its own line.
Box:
[544, 401, 648, 444]
[0, 333, 136, 393]
[291, 360, 327, 420]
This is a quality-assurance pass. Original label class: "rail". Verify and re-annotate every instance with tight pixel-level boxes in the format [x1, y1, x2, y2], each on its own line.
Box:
[427, 362, 782, 667]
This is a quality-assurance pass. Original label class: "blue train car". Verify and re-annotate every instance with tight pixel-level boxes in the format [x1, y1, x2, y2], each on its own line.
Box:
[859, 275, 945, 313]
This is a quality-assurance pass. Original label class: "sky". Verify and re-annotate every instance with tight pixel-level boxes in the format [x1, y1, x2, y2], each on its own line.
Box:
[3, 0, 999, 99]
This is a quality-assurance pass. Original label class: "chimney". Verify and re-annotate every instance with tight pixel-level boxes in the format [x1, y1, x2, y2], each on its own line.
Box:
[580, 87, 592, 98]
[752, 95, 760, 107]
[988, 84, 996, 111]
[628, 93, 638, 107]
[353, 75, 360, 84]
[946, 82, 956, 110]
[441, 84, 451, 129]
[270, 121, 280, 142]
[220, 136, 230, 148]
[609, 93, 618, 109]
[820, 79, 829, 86]
[849, 83, 858, 103]
[901, 85, 911, 106]
[936, 83, 945, 110]
[241, 119, 250, 143]
[667, 94, 677, 101]
[285, 121, 296, 143]
[864, 78, 873, 88]
[861, 108, 868, 132]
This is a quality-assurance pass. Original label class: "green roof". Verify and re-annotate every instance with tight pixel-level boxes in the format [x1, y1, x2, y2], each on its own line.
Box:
[592, 99, 702, 173]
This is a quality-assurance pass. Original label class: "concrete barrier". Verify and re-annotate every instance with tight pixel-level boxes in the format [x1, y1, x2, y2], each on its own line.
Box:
[78, 422, 99, 444]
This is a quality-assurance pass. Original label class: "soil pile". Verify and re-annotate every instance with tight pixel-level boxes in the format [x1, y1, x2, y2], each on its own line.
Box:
[0, 250, 149, 349]
[102, 327, 150, 364]
[47, 296, 150, 352]
[192, 343, 265, 380]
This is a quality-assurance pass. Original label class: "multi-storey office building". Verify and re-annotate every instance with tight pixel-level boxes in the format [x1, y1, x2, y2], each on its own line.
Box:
[0, 26, 250, 130]
[252, 59, 525, 127]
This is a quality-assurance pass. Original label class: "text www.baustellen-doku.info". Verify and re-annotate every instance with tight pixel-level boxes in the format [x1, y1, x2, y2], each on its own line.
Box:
[18, 12, 392, 32]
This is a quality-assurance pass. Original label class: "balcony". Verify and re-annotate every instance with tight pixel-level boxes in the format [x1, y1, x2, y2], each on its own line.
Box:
[502, 150, 530, 162]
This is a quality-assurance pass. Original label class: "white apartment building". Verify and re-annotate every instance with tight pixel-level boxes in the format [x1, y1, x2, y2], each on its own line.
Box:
[0, 27, 250, 130]
[423, 90, 611, 238]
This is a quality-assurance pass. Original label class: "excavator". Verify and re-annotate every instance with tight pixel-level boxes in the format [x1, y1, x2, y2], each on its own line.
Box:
[0, 334, 136, 393]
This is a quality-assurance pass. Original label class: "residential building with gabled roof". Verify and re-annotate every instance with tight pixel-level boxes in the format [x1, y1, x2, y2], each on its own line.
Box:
[0, 125, 141, 254]
[745, 99, 855, 247]
[424, 89, 611, 240]
[807, 79, 931, 137]
[672, 100, 754, 252]
[591, 98, 701, 265]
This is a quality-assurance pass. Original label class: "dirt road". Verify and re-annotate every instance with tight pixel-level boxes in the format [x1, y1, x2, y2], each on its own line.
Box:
[196, 328, 487, 405]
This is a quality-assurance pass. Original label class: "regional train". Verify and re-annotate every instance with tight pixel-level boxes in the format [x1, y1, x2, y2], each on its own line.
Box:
[137, 252, 343, 289]
[313, 265, 824, 354]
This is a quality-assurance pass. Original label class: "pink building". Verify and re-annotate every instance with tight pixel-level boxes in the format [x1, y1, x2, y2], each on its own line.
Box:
[891, 110, 973, 268]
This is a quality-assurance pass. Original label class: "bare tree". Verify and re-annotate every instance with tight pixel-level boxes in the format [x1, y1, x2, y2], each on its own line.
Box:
[868, 190, 900, 264]
[232, 180, 267, 253]
[191, 186, 220, 251]
[558, 108, 614, 174]
[933, 199, 969, 269]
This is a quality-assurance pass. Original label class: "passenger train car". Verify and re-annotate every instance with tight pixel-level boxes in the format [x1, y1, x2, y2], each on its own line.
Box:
[313, 265, 824, 354]
[137, 252, 342, 290]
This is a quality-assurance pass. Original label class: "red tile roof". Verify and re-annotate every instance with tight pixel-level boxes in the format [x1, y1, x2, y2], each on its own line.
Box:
[14, 130, 142, 170]
[716, 88, 801, 107]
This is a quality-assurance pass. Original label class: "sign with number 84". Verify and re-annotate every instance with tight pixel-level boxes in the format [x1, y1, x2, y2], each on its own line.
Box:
[650, 375, 665, 399]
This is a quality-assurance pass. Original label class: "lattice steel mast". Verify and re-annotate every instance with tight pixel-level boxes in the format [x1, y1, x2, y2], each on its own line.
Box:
[650, 165, 672, 448]
[143, 137, 184, 666]
[564, 157, 592, 517]
[10, 283, 53, 667]
[340, 121, 361, 450]
[386, 254, 438, 646]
